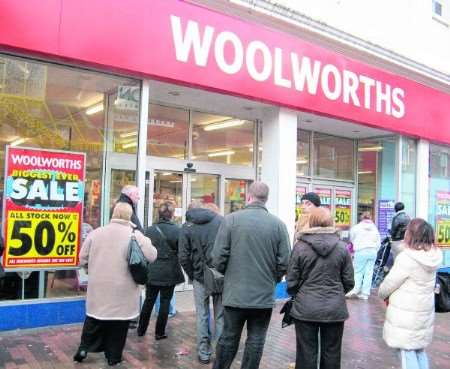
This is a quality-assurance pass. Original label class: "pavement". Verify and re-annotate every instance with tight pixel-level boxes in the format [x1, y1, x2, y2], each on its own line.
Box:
[1, 292, 449, 369]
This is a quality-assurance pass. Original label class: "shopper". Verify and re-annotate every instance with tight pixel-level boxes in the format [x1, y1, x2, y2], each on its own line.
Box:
[118, 185, 144, 233]
[74, 202, 157, 366]
[346, 212, 381, 300]
[295, 192, 321, 234]
[212, 182, 291, 369]
[287, 207, 354, 369]
[179, 201, 224, 364]
[379, 218, 442, 369]
[389, 202, 411, 259]
[137, 202, 185, 339]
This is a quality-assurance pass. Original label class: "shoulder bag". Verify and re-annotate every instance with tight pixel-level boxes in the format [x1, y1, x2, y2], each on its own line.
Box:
[128, 230, 150, 285]
[435, 272, 450, 313]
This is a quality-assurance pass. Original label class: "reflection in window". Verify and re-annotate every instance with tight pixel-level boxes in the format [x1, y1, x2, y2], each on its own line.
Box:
[225, 179, 249, 214]
[192, 112, 254, 166]
[147, 104, 189, 159]
[190, 174, 219, 206]
[314, 133, 354, 180]
[297, 130, 310, 176]
[0, 54, 139, 300]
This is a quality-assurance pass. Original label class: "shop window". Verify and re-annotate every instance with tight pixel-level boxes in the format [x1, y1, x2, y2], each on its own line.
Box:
[0, 54, 140, 301]
[313, 133, 354, 180]
[297, 130, 310, 176]
[147, 103, 189, 159]
[225, 179, 249, 214]
[357, 137, 398, 221]
[192, 111, 255, 166]
[429, 144, 450, 266]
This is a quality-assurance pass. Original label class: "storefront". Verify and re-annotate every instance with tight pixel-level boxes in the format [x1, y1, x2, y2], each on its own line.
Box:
[0, 0, 449, 330]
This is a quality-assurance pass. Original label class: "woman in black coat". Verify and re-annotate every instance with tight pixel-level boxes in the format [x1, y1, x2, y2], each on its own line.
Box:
[137, 201, 185, 339]
[286, 207, 354, 369]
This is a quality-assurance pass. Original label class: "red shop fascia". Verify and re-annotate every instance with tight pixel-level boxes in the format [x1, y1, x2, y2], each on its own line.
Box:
[1, 0, 449, 144]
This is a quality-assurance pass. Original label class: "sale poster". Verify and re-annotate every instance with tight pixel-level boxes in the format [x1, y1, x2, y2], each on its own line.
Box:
[2, 147, 86, 270]
[377, 200, 395, 239]
[436, 192, 450, 249]
[295, 186, 307, 220]
[335, 190, 352, 229]
[314, 187, 332, 210]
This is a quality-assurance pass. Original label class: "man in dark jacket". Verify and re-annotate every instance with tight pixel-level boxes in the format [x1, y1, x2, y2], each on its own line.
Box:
[179, 202, 224, 364]
[137, 202, 184, 339]
[117, 185, 144, 233]
[390, 202, 410, 259]
[211, 182, 291, 369]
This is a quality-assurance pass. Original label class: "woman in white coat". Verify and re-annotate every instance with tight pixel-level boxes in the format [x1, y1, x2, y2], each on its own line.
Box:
[378, 218, 442, 369]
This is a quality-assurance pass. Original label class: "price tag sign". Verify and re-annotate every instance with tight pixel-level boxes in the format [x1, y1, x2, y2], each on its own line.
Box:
[335, 190, 352, 229]
[2, 147, 86, 270]
[436, 192, 450, 249]
[335, 207, 351, 226]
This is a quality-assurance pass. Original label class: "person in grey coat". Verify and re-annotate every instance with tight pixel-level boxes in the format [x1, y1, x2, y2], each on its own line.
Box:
[211, 182, 291, 369]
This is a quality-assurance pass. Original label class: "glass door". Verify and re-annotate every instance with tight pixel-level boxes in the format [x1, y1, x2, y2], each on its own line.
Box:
[151, 171, 184, 225]
[224, 179, 250, 215]
[188, 174, 220, 207]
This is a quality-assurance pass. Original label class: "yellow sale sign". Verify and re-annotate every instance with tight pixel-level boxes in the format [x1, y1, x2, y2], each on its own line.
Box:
[335, 190, 352, 229]
[2, 147, 85, 270]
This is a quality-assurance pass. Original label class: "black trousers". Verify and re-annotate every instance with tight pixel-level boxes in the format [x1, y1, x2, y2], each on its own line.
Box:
[294, 320, 345, 369]
[138, 284, 175, 336]
[213, 307, 272, 369]
[78, 316, 129, 362]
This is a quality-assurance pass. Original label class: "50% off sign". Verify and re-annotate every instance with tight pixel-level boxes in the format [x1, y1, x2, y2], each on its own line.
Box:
[6, 211, 80, 267]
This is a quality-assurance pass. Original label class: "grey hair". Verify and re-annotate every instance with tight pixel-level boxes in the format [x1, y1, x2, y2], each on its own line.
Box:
[248, 182, 269, 204]
[111, 202, 133, 221]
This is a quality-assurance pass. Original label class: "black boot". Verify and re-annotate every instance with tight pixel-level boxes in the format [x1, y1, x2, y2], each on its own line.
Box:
[73, 349, 87, 362]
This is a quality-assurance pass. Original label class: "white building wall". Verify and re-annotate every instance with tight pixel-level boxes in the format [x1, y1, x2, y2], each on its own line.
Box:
[269, 0, 450, 76]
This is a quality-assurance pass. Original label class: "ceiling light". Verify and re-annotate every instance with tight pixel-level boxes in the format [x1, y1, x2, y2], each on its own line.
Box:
[10, 138, 26, 147]
[358, 146, 383, 152]
[204, 119, 245, 131]
[249, 147, 263, 152]
[122, 142, 137, 149]
[358, 171, 373, 175]
[208, 150, 235, 157]
[161, 172, 173, 176]
[86, 102, 104, 115]
[169, 180, 182, 183]
[297, 172, 305, 176]
[296, 159, 308, 164]
[120, 131, 138, 138]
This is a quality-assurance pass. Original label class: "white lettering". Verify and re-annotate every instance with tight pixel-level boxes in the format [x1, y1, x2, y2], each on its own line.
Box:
[170, 15, 214, 67]
[246, 41, 272, 82]
[376, 81, 391, 115]
[291, 54, 321, 94]
[392, 88, 405, 118]
[49, 181, 64, 201]
[10, 178, 28, 200]
[66, 182, 80, 202]
[214, 31, 244, 75]
[343, 70, 360, 106]
[27, 180, 48, 200]
[359, 75, 376, 110]
[274, 48, 291, 88]
[321, 64, 342, 101]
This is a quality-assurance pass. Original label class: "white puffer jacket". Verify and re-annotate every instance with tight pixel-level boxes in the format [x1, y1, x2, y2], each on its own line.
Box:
[350, 220, 381, 252]
[378, 247, 443, 350]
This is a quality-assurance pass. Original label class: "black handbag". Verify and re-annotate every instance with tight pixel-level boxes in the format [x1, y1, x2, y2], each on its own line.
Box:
[435, 272, 450, 313]
[203, 265, 224, 296]
[280, 298, 294, 328]
[127, 230, 150, 285]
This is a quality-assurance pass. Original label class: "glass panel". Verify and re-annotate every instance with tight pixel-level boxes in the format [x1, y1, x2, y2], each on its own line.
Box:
[429, 144, 450, 266]
[225, 179, 248, 214]
[297, 130, 310, 176]
[153, 172, 184, 224]
[192, 111, 255, 166]
[401, 138, 416, 217]
[357, 137, 397, 223]
[147, 103, 189, 159]
[190, 174, 219, 206]
[0, 54, 139, 300]
[313, 133, 354, 180]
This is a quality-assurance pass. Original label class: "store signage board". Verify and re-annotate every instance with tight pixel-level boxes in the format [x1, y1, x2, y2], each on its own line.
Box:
[335, 189, 352, 229]
[436, 192, 450, 250]
[314, 187, 332, 210]
[2, 146, 86, 271]
[295, 186, 307, 219]
[377, 200, 395, 240]
[1, 0, 450, 144]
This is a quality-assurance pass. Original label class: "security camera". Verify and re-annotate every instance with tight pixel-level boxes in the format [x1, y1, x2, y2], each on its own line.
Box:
[186, 162, 194, 169]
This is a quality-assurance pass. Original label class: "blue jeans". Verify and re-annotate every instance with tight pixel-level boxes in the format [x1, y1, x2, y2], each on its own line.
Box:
[193, 280, 224, 361]
[400, 349, 429, 369]
[353, 248, 377, 297]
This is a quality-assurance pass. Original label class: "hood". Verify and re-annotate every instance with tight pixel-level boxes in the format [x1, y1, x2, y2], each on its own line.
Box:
[404, 247, 443, 272]
[359, 220, 375, 231]
[186, 208, 217, 225]
[299, 227, 340, 257]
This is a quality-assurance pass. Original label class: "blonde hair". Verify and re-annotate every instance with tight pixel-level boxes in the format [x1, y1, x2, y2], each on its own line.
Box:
[112, 202, 133, 221]
[309, 207, 334, 228]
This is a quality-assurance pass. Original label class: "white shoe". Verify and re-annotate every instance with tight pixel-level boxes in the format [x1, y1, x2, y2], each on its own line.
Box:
[345, 291, 358, 299]
[357, 294, 369, 300]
